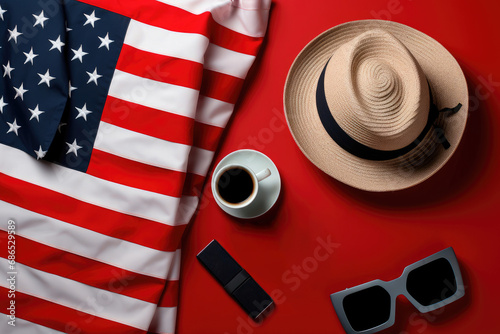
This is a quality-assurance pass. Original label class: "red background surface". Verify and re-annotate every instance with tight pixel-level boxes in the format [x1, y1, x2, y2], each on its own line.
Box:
[177, 0, 500, 333]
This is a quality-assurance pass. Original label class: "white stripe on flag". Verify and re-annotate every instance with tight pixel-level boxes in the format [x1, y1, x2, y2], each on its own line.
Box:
[0, 202, 176, 279]
[124, 20, 209, 63]
[0, 260, 156, 331]
[187, 146, 215, 176]
[211, 0, 270, 38]
[204, 43, 256, 79]
[148, 306, 177, 334]
[108, 70, 200, 119]
[95, 121, 191, 172]
[0, 317, 64, 334]
[166, 249, 181, 281]
[195, 95, 234, 128]
[155, 0, 226, 14]
[174, 197, 200, 229]
[0, 144, 189, 225]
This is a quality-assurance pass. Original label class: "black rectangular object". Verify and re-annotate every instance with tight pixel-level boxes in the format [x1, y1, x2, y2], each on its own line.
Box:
[197, 240, 273, 320]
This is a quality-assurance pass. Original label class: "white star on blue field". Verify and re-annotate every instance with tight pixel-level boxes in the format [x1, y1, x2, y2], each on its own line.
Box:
[0, 0, 129, 172]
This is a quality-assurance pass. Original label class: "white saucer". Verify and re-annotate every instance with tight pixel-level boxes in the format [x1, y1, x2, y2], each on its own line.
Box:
[211, 149, 281, 219]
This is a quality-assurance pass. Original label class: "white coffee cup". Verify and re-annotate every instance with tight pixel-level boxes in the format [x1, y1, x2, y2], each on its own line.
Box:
[213, 164, 271, 209]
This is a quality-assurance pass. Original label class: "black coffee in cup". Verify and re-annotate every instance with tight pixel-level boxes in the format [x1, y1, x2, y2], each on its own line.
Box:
[217, 167, 254, 204]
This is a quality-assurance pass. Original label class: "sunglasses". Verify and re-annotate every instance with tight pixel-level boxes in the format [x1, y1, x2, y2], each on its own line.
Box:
[330, 247, 465, 334]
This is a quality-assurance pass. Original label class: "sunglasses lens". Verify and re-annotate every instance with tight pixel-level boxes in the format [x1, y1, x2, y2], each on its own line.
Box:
[406, 257, 457, 306]
[342, 285, 391, 332]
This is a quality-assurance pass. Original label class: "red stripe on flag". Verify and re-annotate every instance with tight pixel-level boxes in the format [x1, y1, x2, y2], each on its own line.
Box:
[101, 96, 195, 148]
[0, 232, 166, 303]
[182, 172, 208, 197]
[101, 96, 224, 152]
[116, 45, 204, 90]
[200, 69, 245, 104]
[157, 280, 180, 308]
[76, 0, 263, 55]
[0, 173, 186, 252]
[87, 149, 186, 197]
[193, 121, 225, 153]
[209, 23, 264, 58]
[0, 287, 146, 334]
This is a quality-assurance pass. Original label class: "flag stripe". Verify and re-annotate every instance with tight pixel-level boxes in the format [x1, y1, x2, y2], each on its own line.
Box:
[95, 122, 215, 178]
[165, 247, 181, 281]
[0, 317, 64, 334]
[87, 149, 187, 197]
[95, 121, 191, 172]
[200, 69, 245, 104]
[156, 281, 180, 308]
[147, 307, 177, 334]
[0, 231, 166, 303]
[195, 95, 235, 127]
[116, 47, 244, 105]
[187, 146, 215, 177]
[0, 201, 178, 279]
[88, 149, 208, 198]
[155, 0, 270, 37]
[101, 96, 195, 149]
[204, 43, 256, 79]
[124, 20, 209, 64]
[0, 260, 156, 330]
[108, 70, 200, 120]
[76, 0, 264, 55]
[116, 45, 203, 90]
[0, 173, 186, 252]
[101, 96, 225, 152]
[193, 121, 225, 152]
[0, 288, 146, 334]
[183, 172, 208, 197]
[0, 144, 188, 225]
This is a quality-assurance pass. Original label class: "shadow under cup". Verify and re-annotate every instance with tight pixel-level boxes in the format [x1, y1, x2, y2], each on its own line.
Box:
[216, 166, 256, 207]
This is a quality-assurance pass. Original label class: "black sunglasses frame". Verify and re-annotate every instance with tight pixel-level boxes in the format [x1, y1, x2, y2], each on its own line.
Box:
[330, 247, 465, 334]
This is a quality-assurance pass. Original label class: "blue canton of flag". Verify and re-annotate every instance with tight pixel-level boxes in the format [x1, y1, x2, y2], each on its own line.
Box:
[0, 0, 129, 172]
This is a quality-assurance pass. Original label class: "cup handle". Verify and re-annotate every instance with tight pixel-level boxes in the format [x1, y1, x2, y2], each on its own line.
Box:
[256, 168, 271, 182]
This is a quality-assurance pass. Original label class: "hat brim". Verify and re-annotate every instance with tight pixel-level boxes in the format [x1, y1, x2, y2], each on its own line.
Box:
[284, 20, 468, 192]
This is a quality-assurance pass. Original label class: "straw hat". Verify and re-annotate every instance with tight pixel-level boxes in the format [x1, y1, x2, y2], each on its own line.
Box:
[284, 20, 468, 192]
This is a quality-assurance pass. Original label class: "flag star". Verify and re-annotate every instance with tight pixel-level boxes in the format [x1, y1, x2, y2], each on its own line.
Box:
[71, 45, 88, 62]
[6, 119, 21, 136]
[66, 26, 72, 32]
[75, 103, 93, 121]
[29, 104, 45, 121]
[34, 146, 47, 160]
[24, 47, 39, 65]
[66, 139, 82, 156]
[13, 83, 28, 100]
[38, 69, 56, 87]
[49, 35, 65, 52]
[8, 25, 22, 43]
[33, 10, 49, 28]
[86, 67, 102, 85]
[98, 33, 114, 50]
[0, 5, 6, 21]
[2, 61, 14, 78]
[83, 10, 100, 28]
[69, 81, 77, 97]
[0, 96, 7, 113]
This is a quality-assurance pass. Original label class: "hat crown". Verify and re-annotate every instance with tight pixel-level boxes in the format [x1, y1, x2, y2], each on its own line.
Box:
[323, 29, 430, 151]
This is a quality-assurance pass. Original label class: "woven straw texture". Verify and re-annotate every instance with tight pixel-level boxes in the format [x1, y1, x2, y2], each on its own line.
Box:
[284, 20, 468, 191]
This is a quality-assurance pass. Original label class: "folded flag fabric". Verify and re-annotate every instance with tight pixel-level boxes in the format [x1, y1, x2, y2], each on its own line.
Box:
[0, 0, 270, 333]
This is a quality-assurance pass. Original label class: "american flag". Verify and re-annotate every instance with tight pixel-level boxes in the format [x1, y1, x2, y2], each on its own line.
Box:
[0, 0, 270, 333]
